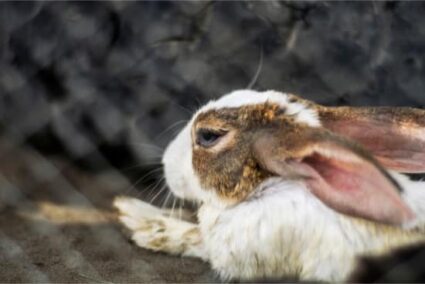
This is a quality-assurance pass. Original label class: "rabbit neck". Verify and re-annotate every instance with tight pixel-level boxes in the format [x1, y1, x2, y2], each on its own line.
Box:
[197, 177, 425, 282]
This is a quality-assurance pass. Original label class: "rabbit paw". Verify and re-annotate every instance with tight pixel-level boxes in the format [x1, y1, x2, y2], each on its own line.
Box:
[114, 196, 206, 259]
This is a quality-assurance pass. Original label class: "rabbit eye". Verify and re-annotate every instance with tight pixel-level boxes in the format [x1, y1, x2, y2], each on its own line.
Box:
[196, 129, 226, 148]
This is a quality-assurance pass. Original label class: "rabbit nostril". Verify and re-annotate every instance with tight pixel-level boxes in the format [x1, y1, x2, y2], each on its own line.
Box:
[196, 129, 226, 148]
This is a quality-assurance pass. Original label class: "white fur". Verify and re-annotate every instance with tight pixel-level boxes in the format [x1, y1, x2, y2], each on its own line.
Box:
[117, 90, 425, 282]
[162, 90, 320, 205]
[161, 123, 221, 205]
[115, 175, 425, 281]
[198, 173, 425, 281]
[200, 90, 320, 127]
[114, 197, 206, 259]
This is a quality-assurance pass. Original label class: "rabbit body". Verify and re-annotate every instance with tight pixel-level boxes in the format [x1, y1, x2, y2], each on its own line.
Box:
[115, 173, 425, 282]
[197, 174, 425, 281]
[115, 90, 425, 282]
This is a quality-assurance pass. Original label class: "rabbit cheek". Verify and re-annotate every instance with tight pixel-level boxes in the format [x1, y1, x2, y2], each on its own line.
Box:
[193, 148, 270, 203]
[191, 104, 297, 203]
[230, 158, 271, 201]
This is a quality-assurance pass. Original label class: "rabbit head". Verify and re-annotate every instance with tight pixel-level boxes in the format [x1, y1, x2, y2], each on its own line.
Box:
[162, 90, 317, 204]
[162, 90, 425, 225]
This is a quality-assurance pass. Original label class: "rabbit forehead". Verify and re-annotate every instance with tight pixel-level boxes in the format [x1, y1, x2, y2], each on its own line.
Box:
[196, 90, 321, 127]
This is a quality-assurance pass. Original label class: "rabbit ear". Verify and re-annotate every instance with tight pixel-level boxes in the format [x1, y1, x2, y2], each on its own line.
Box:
[318, 106, 425, 173]
[253, 126, 415, 225]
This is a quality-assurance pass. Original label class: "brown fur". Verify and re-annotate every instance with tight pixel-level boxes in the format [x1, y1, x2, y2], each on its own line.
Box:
[192, 103, 295, 203]
[286, 93, 316, 109]
[192, 94, 425, 205]
[191, 101, 405, 203]
[148, 236, 169, 249]
[182, 227, 202, 245]
[318, 105, 425, 126]
[316, 105, 425, 173]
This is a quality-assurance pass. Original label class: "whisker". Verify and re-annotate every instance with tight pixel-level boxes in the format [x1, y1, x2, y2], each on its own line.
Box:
[178, 198, 183, 221]
[162, 191, 172, 209]
[170, 101, 193, 117]
[145, 176, 165, 200]
[128, 142, 164, 153]
[246, 44, 264, 89]
[120, 162, 163, 172]
[149, 183, 168, 204]
[123, 167, 163, 194]
[155, 119, 188, 141]
[170, 197, 177, 218]
[194, 96, 204, 110]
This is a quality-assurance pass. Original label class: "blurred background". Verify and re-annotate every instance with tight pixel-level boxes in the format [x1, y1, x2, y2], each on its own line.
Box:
[1, 1, 425, 283]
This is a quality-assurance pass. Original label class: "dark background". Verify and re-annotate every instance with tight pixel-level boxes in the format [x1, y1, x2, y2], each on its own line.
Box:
[1, 1, 425, 282]
[2, 1, 425, 178]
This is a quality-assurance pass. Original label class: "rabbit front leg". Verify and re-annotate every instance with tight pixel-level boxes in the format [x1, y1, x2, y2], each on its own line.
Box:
[114, 197, 206, 260]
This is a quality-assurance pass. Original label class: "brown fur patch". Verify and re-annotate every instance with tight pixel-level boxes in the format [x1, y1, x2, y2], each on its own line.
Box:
[182, 227, 202, 245]
[137, 219, 165, 232]
[192, 103, 303, 203]
[191, 98, 418, 204]
[318, 106, 425, 126]
[182, 227, 199, 239]
[148, 236, 169, 249]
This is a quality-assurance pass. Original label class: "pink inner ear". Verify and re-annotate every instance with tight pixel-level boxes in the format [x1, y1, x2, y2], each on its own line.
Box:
[289, 153, 415, 225]
[323, 120, 425, 173]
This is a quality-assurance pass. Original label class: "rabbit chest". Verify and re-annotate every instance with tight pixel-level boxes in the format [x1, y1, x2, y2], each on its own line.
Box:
[197, 178, 363, 281]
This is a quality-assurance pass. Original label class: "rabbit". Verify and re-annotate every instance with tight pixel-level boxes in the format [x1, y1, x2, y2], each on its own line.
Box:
[114, 89, 425, 282]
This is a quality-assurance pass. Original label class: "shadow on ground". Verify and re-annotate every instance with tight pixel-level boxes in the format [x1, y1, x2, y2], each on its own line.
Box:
[0, 139, 216, 283]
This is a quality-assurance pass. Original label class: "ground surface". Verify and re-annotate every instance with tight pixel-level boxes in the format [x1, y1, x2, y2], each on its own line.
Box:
[0, 139, 216, 283]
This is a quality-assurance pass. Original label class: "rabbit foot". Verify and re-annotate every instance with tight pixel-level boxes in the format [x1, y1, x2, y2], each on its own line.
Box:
[114, 196, 206, 260]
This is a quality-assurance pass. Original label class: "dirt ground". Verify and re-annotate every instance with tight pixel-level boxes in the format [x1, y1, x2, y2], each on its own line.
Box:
[0, 139, 216, 283]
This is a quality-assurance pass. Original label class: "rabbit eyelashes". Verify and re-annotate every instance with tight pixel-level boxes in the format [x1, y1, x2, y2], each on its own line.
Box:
[115, 90, 425, 282]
